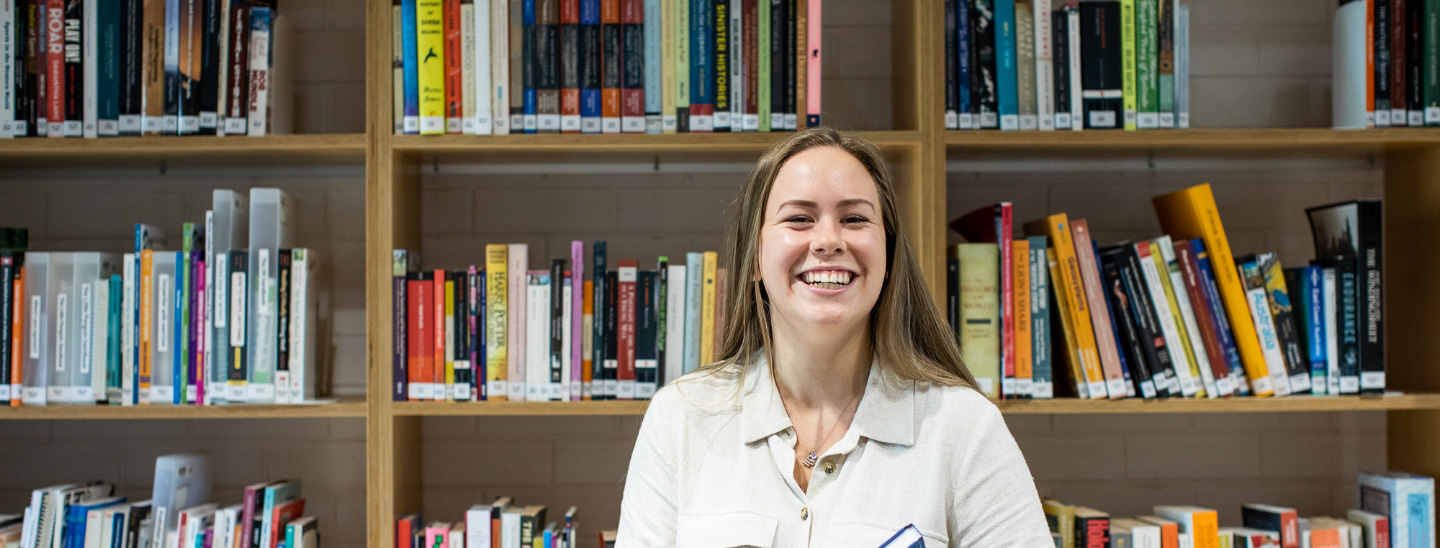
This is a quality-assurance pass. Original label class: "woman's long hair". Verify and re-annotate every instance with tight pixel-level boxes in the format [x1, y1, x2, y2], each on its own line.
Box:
[703, 127, 977, 390]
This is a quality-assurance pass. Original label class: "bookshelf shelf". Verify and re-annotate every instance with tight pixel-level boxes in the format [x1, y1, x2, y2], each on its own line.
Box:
[0, 134, 368, 168]
[943, 128, 1440, 153]
[995, 394, 1440, 414]
[391, 401, 652, 416]
[0, 398, 368, 420]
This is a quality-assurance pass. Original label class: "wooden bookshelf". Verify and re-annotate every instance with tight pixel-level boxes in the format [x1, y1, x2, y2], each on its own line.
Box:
[392, 401, 653, 416]
[0, 398, 368, 420]
[944, 127, 1440, 152]
[0, 134, 368, 168]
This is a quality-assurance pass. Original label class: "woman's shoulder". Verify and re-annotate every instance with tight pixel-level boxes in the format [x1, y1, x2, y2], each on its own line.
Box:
[644, 365, 748, 421]
[911, 377, 1005, 426]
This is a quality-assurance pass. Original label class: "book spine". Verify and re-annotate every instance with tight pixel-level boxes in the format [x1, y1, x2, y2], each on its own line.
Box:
[80, 0, 95, 137]
[1015, 2, 1035, 130]
[507, 244, 527, 400]
[781, 0, 793, 130]
[1080, 1, 1120, 129]
[473, 0, 492, 134]
[0, 258, 11, 402]
[96, 0, 120, 135]
[590, 242, 606, 398]
[957, 244, 1000, 397]
[223, 3, 248, 135]
[729, 0, 742, 129]
[1139, 241, 1200, 397]
[1260, 255, 1311, 394]
[399, 0, 418, 133]
[692, 0, 713, 131]
[578, 0, 599, 132]
[1157, 0, 1173, 127]
[521, 0, 537, 132]
[9, 264, 22, 405]
[445, 0, 463, 133]
[509, 0, 524, 131]
[226, 250, 247, 400]
[179, 0, 200, 134]
[243, 6, 270, 136]
[1427, 0, 1439, 124]
[537, 0, 560, 132]
[393, 271, 407, 401]
[599, 0, 619, 132]
[1356, 203, 1384, 394]
[1321, 266, 1341, 394]
[742, 0, 757, 130]
[634, 270, 656, 398]
[1193, 239, 1248, 395]
[604, 270, 617, 397]
[44, 0, 63, 136]
[1297, 266, 1327, 394]
[755, 0, 767, 131]
[660, 0, 676, 131]
[654, 260, 668, 391]
[433, 269, 447, 401]
[1031, 0, 1051, 130]
[993, 0, 1016, 129]
[462, 1, 475, 130]
[1070, 220, 1124, 398]
[1115, 245, 1173, 398]
[549, 260, 565, 400]
[559, 0, 579, 132]
[1050, 6, 1067, 129]
[1012, 240, 1033, 397]
[1028, 237, 1051, 398]
[1392, 0, 1407, 124]
[1135, 0, 1156, 129]
[63, 0, 82, 136]
[467, 267, 480, 400]
[1066, 3, 1082, 130]
[417, 0, 445, 133]
[570, 242, 583, 399]
[953, 0, 969, 129]
[683, 253, 701, 374]
[1377, 0, 1391, 125]
[1175, 240, 1233, 396]
[484, 244, 507, 399]
[406, 274, 427, 400]
[1408, 0, 1422, 124]
[162, 0, 178, 134]
[615, 261, 636, 399]
[675, 0, 689, 131]
[1099, 250, 1157, 398]
[196, 0, 222, 134]
[1240, 258, 1292, 397]
[699, 251, 717, 366]
[645, 0, 663, 132]
[1158, 237, 1218, 398]
[619, 0, 643, 131]
[582, 279, 593, 399]
[1118, 0, 1135, 130]
[766, 0, 778, 129]
[18, 0, 36, 136]
[711, 0, 727, 130]
[274, 250, 291, 403]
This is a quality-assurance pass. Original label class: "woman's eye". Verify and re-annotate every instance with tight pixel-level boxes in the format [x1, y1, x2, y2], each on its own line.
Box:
[844, 215, 869, 224]
[786, 216, 812, 223]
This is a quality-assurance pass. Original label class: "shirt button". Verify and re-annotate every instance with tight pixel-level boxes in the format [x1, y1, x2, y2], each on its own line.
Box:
[800, 507, 809, 520]
[823, 462, 836, 474]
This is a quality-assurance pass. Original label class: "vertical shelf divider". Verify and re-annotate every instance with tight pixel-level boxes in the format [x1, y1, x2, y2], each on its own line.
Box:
[1384, 145, 1440, 479]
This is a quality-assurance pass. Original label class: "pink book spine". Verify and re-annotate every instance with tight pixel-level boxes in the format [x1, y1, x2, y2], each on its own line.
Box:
[240, 486, 261, 548]
[805, 0, 821, 128]
[570, 241, 584, 400]
[1000, 203, 1015, 394]
[196, 259, 206, 405]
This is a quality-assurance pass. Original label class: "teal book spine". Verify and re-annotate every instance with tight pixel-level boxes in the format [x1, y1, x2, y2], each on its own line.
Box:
[683, 252, 703, 374]
[1027, 235, 1051, 398]
[98, 0, 122, 135]
[108, 274, 123, 402]
[996, 0, 1018, 130]
[174, 250, 188, 405]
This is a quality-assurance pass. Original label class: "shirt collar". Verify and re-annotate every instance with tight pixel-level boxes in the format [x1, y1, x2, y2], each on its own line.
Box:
[739, 351, 917, 447]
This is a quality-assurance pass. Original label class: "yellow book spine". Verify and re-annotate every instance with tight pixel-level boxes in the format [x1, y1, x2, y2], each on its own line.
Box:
[1150, 241, 1203, 398]
[1013, 240, 1033, 396]
[660, 0, 676, 132]
[417, 0, 447, 134]
[958, 243, 1001, 398]
[1047, 248, 1086, 401]
[1032, 214, 1105, 399]
[1151, 183, 1273, 396]
[444, 279, 456, 401]
[485, 244, 508, 400]
[140, 250, 153, 404]
[1120, 0, 1137, 130]
[700, 251, 717, 366]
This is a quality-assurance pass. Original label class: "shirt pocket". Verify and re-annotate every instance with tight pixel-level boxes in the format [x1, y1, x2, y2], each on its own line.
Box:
[676, 512, 779, 548]
[822, 522, 949, 548]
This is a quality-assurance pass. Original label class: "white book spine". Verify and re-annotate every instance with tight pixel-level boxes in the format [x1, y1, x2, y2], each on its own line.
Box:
[1158, 239, 1218, 398]
[0, 0, 13, 138]
[526, 275, 548, 402]
[50, 290, 70, 404]
[1244, 282, 1291, 397]
[122, 254, 136, 405]
[729, 0, 741, 131]
[561, 281, 572, 401]
[246, 11, 271, 137]
[460, 3, 476, 134]
[289, 249, 312, 403]
[1136, 246, 1192, 396]
[664, 264, 686, 386]
[491, 0, 509, 134]
[1175, 4, 1188, 128]
[77, 282, 95, 403]
[1067, 6, 1082, 132]
[83, 0, 98, 137]
[474, 0, 492, 134]
[466, 508, 490, 548]
[93, 280, 110, 403]
[246, 248, 274, 402]
[1033, 0, 1053, 131]
[507, 244, 527, 401]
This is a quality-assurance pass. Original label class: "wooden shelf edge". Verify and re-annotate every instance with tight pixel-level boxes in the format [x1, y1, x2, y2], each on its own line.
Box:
[996, 394, 1440, 414]
[0, 399, 368, 419]
[388, 130, 924, 152]
[392, 401, 652, 416]
[0, 134, 368, 156]
[944, 128, 1440, 150]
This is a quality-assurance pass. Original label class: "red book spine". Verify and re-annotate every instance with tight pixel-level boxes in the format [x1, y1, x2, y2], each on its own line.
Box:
[444, 0, 463, 133]
[1392, 0, 1406, 120]
[45, 0, 64, 136]
[267, 500, 305, 548]
[407, 277, 428, 401]
[560, 0, 581, 132]
[432, 269, 446, 401]
[1376, 517, 1390, 548]
[743, 0, 758, 129]
[617, 261, 636, 399]
[998, 203, 1014, 396]
[599, 0, 620, 132]
[397, 516, 414, 548]
[1174, 239, 1231, 394]
[619, 0, 643, 132]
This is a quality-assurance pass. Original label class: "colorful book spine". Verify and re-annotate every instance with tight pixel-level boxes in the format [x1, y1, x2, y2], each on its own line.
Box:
[699, 251, 717, 366]
[661, 0, 677, 131]
[1118, 0, 1136, 130]
[1193, 238, 1248, 395]
[1135, 0, 1157, 129]
[1070, 219, 1125, 399]
[958, 243, 1000, 398]
[644, 0, 662, 132]
[522, 0, 537, 133]
[1156, 236, 1218, 398]
[712, 0, 728, 131]
[996, 0, 1018, 130]
[1174, 239, 1234, 397]
[1157, 0, 1174, 127]
[1259, 254, 1311, 395]
[444, 0, 464, 133]
[690, 0, 713, 131]
[1027, 236, 1051, 398]
[417, 0, 446, 133]
[559, 0, 581, 132]
[1239, 257, 1292, 397]
[485, 244, 508, 400]
[590, 241, 607, 397]
[675, 0, 690, 131]
[536, 0, 560, 132]
[579, 0, 601, 132]
[600, 0, 621, 132]
[1012, 240, 1033, 397]
[620, 0, 645, 131]
[634, 269, 657, 398]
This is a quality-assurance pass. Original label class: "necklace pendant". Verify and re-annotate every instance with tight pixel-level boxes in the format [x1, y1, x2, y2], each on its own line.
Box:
[803, 451, 818, 468]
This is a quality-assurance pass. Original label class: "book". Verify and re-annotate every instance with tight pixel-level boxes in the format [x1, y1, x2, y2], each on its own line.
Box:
[615, 260, 636, 399]
[1239, 256, 1294, 397]
[1024, 213, 1104, 399]
[1306, 200, 1383, 394]
[1080, 0, 1121, 129]
[956, 243, 1001, 398]
[1153, 506, 1218, 548]
[1258, 254, 1311, 395]
[418, 0, 447, 133]
[1241, 503, 1299, 548]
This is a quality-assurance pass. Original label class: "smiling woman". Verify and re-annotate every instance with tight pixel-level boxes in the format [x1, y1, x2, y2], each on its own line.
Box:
[615, 128, 1053, 548]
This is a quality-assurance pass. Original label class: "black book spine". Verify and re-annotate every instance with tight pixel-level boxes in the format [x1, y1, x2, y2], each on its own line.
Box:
[1410, 0, 1424, 123]
[119, 0, 141, 133]
[197, 0, 224, 133]
[225, 3, 250, 133]
[636, 270, 656, 393]
[782, 0, 794, 129]
[590, 242, 605, 399]
[1051, 7, 1068, 126]
[1357, 201, 1384, 393]
[579, 0, 600, 132]
[1099, 249, 1156, 399]
[393, 272, 407, 401]
[549, 259, 565, 395]
[228, 250, 249, 386]
[0, 255, 13, 395]
[946, 256, 959, 333]
[63, 0, 82, 134]
[178, 0, 200, 133]
[1240, 508, 1284, 537]
[768, 0, 781, 129]
[605, 269, 618, 399]
[944, 0, 956, 129]
[1260, 255, 1309, 394]
[1119, 244, 1175, 398]
[656, 259, 667, 386]
[1080, 0, 1120, 129]
[456, 269, 471, 400]
[1376, 0, 1391, 117]
[620, 0, 642, 130]
[276, 249, 291, 385]
[14, 1, 31, 136]
[537, 0, 559, 133]
[475, 269, 485, 400]
[972, 0, 996, 127]
[1333, 259, 1362, 390]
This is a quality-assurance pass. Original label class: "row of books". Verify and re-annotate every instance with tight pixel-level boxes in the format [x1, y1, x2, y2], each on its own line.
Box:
[8, 454, 318, 548]
[943, 0, 1191, 131]
[391, 244, 727, 401]
[391, 0, 820, 135]
[1044, 471, 1435, 548]
[0, 0, 292, 138]
[949, 186, 1384, 400]
[1333, 0, 1440, 129]
[0, 188, 325, 407]
[395, 500, 576, 548]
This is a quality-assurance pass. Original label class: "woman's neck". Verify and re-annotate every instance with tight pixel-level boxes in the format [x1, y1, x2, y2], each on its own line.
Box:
[769, 318, 873, 410]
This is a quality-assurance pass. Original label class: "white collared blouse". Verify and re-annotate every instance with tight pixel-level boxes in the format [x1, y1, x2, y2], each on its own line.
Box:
[616, 354, 1053, 548]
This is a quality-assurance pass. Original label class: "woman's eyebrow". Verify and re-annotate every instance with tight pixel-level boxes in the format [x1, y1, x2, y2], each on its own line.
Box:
[775, 198, 876, 211]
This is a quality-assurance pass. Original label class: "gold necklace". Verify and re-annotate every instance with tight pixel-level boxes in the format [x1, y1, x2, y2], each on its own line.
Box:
[781, 386, 863, 468]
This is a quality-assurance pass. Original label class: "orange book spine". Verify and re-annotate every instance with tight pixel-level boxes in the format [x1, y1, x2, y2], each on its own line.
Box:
[1152, 183, 1274, 396]
[600, 0, 621, 129]
[1046, 248, 1086, 399]
[140, 250, 153, 404]
[1192, 512, 1219, 548]
[1071, 219, 1126, 398]
[1027, 214, 1104, 399]
[1012, 240, 1033, 396]
[582, 280, 594, 400]
[10, 269, 23, 406]
[433, 269, 447, 401]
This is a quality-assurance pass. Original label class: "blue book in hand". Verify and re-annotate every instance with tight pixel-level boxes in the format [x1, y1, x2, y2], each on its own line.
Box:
[878, 524, 925, 548]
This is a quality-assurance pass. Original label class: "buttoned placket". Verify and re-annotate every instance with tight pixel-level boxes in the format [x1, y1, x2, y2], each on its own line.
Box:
[767, 418, 863, 547]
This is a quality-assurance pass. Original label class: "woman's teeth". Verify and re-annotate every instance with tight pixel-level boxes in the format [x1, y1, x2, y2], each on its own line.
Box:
[801, 270, 852, 288]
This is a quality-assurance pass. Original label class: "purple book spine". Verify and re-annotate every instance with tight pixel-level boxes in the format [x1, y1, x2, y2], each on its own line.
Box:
[189, 250, 203, 404]
[469, 265, 480, 401]
[571, 240, 584, 400]
[195, 257, 206, 405]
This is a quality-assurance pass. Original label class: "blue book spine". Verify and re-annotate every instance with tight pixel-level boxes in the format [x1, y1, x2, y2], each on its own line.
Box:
[956, 0, 972, 127]
[1411, 490, 1432, 548]
[691, 0, 712, 120]
[1027, 236, 1050, 396]
[1302, 265, 1326, 392]
[110, 512, 126, 548]
[579, 0, 601, 132]
[995, 0, 1017, 130]
[523, 0, 537, 133]
[174, 251, 186, 405]
[683, 252, 703, 374]
[1192, 238, 1247, 395]
[644, 0, 661, 125]
[590, 241, 607, 394]
[402, 0, 419, 133]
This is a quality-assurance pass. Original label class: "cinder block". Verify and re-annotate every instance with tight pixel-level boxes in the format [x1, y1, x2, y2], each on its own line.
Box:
[554, 441, 637, 485]
[1124, 433, 1262, 479]
[1018, 435, 1127, 482]
[423, 440, 553, 486]
[264, 441, 366, 488]
[422, 189, 476, 236]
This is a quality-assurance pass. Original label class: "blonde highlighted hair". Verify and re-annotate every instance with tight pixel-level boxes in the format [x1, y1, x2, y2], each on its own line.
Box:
[701, 127, 977, 390]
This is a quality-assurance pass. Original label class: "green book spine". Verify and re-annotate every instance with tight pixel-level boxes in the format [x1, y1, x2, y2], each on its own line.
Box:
[1157, 0, 1174, 127]
[1120, 0, 1137, 130]
[178, 223, 193, 404]
[1427, 0, 1440, 124]
[1136, 0, 1158, 128]
[757, 0, 770, 132]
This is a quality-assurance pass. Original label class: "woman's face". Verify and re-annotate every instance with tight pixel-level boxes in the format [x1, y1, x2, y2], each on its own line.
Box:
[758, 146, 887, 334]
